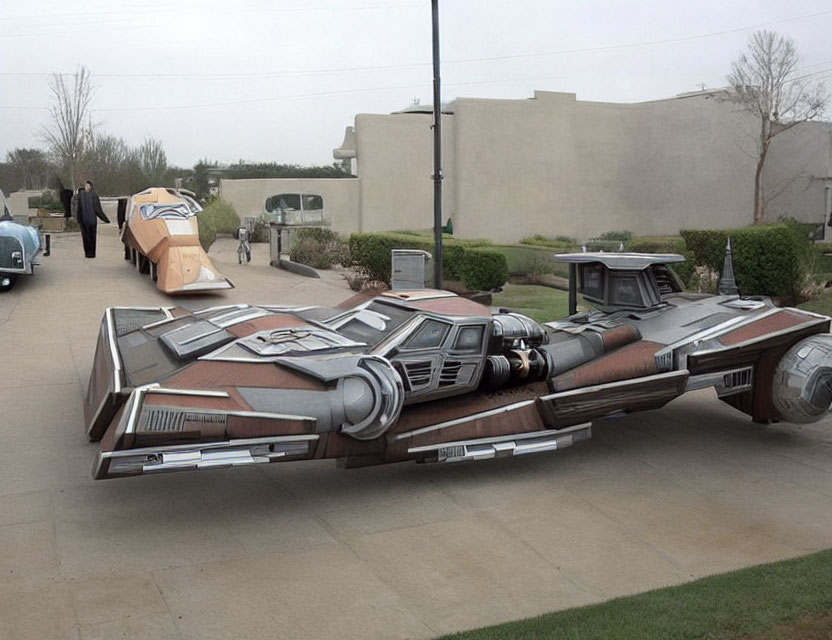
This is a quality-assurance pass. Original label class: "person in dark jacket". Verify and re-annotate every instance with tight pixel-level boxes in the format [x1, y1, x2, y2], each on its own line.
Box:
[57, 179, 74, 219]
[76, 180, 110, 258]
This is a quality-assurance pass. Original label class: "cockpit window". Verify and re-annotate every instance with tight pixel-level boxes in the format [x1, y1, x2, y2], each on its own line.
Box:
[610, 275, 643, 306]
[333, 301, 415, 346]
[580, 264, 606, 301]
[402, 319, 450, 350]
[453, 325, 485, 353]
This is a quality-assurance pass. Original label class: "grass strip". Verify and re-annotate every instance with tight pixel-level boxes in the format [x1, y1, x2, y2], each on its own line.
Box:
[492, 284, 570, 323]
[439, 550, 832, 640]
[798, 287, 832, 316]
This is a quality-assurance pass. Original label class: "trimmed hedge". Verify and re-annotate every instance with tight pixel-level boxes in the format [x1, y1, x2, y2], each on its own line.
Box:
[623, 235, 695, 287]
[460, 248, 509, 291]
[680, 224, 804, 297]
[349, 232, 508, 291]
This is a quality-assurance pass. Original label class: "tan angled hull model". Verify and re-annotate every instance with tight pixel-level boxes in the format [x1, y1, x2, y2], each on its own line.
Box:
[121, 187, 233, 294]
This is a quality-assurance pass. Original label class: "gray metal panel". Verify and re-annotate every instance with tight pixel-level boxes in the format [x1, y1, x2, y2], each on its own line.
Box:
[554, 252, 685, 269]
[391, 249, 430, 290]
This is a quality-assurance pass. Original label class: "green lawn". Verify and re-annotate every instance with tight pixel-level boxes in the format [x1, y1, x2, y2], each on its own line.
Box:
[492, 284, 570, 323]
[439, 550, 832, 640]
[798, 287, 832, 316]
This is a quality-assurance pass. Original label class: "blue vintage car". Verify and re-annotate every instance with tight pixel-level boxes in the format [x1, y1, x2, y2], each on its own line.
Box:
[0, 191, 50, 292]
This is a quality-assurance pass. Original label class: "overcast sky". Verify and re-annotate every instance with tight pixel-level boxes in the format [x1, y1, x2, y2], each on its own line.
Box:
[1, 0, 830, 168]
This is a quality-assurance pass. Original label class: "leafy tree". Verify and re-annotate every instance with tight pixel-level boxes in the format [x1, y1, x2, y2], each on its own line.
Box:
[4, 148, 55, 191]
[191, 159, 213, 200]
[80, 134, 133, 195]
[727, 30, 828, 224]
[139, 137, 168, 185]
[41, 66, 95, 189]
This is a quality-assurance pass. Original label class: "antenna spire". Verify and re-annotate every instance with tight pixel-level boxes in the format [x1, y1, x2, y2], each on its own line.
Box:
[718, 237, 739, 296]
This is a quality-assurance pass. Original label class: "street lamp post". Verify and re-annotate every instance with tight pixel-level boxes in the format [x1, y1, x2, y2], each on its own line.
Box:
[431, 0, 443, 289]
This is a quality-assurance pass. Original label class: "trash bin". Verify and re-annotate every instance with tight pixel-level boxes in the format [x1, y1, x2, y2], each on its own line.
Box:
[391, 249, 431, 290]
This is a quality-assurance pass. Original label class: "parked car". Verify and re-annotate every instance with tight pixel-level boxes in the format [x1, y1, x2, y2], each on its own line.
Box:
[83, 249, 832, 480]
[0, 190, 50, 292]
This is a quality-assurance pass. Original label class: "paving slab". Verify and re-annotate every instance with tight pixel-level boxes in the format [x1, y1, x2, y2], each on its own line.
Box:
[0, 226, 831, 638]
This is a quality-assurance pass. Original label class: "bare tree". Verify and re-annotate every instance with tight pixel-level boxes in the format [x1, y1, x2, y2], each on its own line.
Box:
[727, 30, 828, 224]
[41, 66, 95, 190]
[139, 137, 168, 185]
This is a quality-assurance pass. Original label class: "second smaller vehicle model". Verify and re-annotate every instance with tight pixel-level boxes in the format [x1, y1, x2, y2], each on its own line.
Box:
[0, 190, 50, 293]
[121, 187, 233, 294]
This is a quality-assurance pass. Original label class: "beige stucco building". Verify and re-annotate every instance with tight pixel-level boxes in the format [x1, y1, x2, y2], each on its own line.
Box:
[222, 90, 832, 243]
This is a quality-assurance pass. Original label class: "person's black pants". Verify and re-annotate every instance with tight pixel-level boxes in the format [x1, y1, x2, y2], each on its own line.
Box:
[80, 222, 97, 258]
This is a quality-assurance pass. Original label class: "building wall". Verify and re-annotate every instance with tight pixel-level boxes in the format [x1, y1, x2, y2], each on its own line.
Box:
[220, 178, 360, 236]
[220, 91, 830, 244]
[354, 112, 456, 233]
[444, 91, 759, 242]
[763, 121, 832, 235]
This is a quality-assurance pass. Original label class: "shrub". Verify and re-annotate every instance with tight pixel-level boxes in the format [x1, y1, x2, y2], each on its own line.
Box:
[289, 228, 349, 269]
[251, 220, 270, 243]
[520, 234, 576, 249]
[585, 239, 624, 252]
[460, 249, 509, 291]
[598, 230, 634, 242]
[625, 236, 686, 253]
[200, 198, 240, 235]
[513, 253, 556, 282]
[348, 232, 508, 290]
[198, 213, 216, 252]
[680, 224, 804, 297]
[670, 249, 696, 288]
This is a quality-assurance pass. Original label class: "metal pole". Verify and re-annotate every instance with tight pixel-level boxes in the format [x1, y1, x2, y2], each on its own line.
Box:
[431, 0, 443, 289]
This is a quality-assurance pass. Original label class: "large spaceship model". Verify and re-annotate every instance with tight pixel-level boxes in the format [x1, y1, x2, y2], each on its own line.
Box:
[84, 252, 832, 480]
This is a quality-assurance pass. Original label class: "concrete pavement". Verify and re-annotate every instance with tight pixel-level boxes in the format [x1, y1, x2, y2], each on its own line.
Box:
[1, 225, 832, 639]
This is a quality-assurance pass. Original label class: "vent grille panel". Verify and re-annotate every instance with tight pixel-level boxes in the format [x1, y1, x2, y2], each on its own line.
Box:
[138, 408, 228, 432]
[404, 361, 433, 388]
[439, 361, 462, 387]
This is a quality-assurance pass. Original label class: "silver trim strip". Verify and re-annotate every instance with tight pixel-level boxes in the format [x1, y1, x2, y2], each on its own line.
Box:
[393, 399, 536, 442]
[194, 304, 242, 315]
[181, 280, 234, 291]
[407, 423, 591, 454]
[209, 305, 251, 322]
[144, 388, 230, 398]
[105, 308, 123, 394]
[94, 434, 319, 478]
[212, 309, 269, 328]
[686, 365, 754, 393]
[539, 369, 688, 402]
[784, 307, 832, 320]
[137, 308, 177, 330]
[124, 386, 147, 436]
